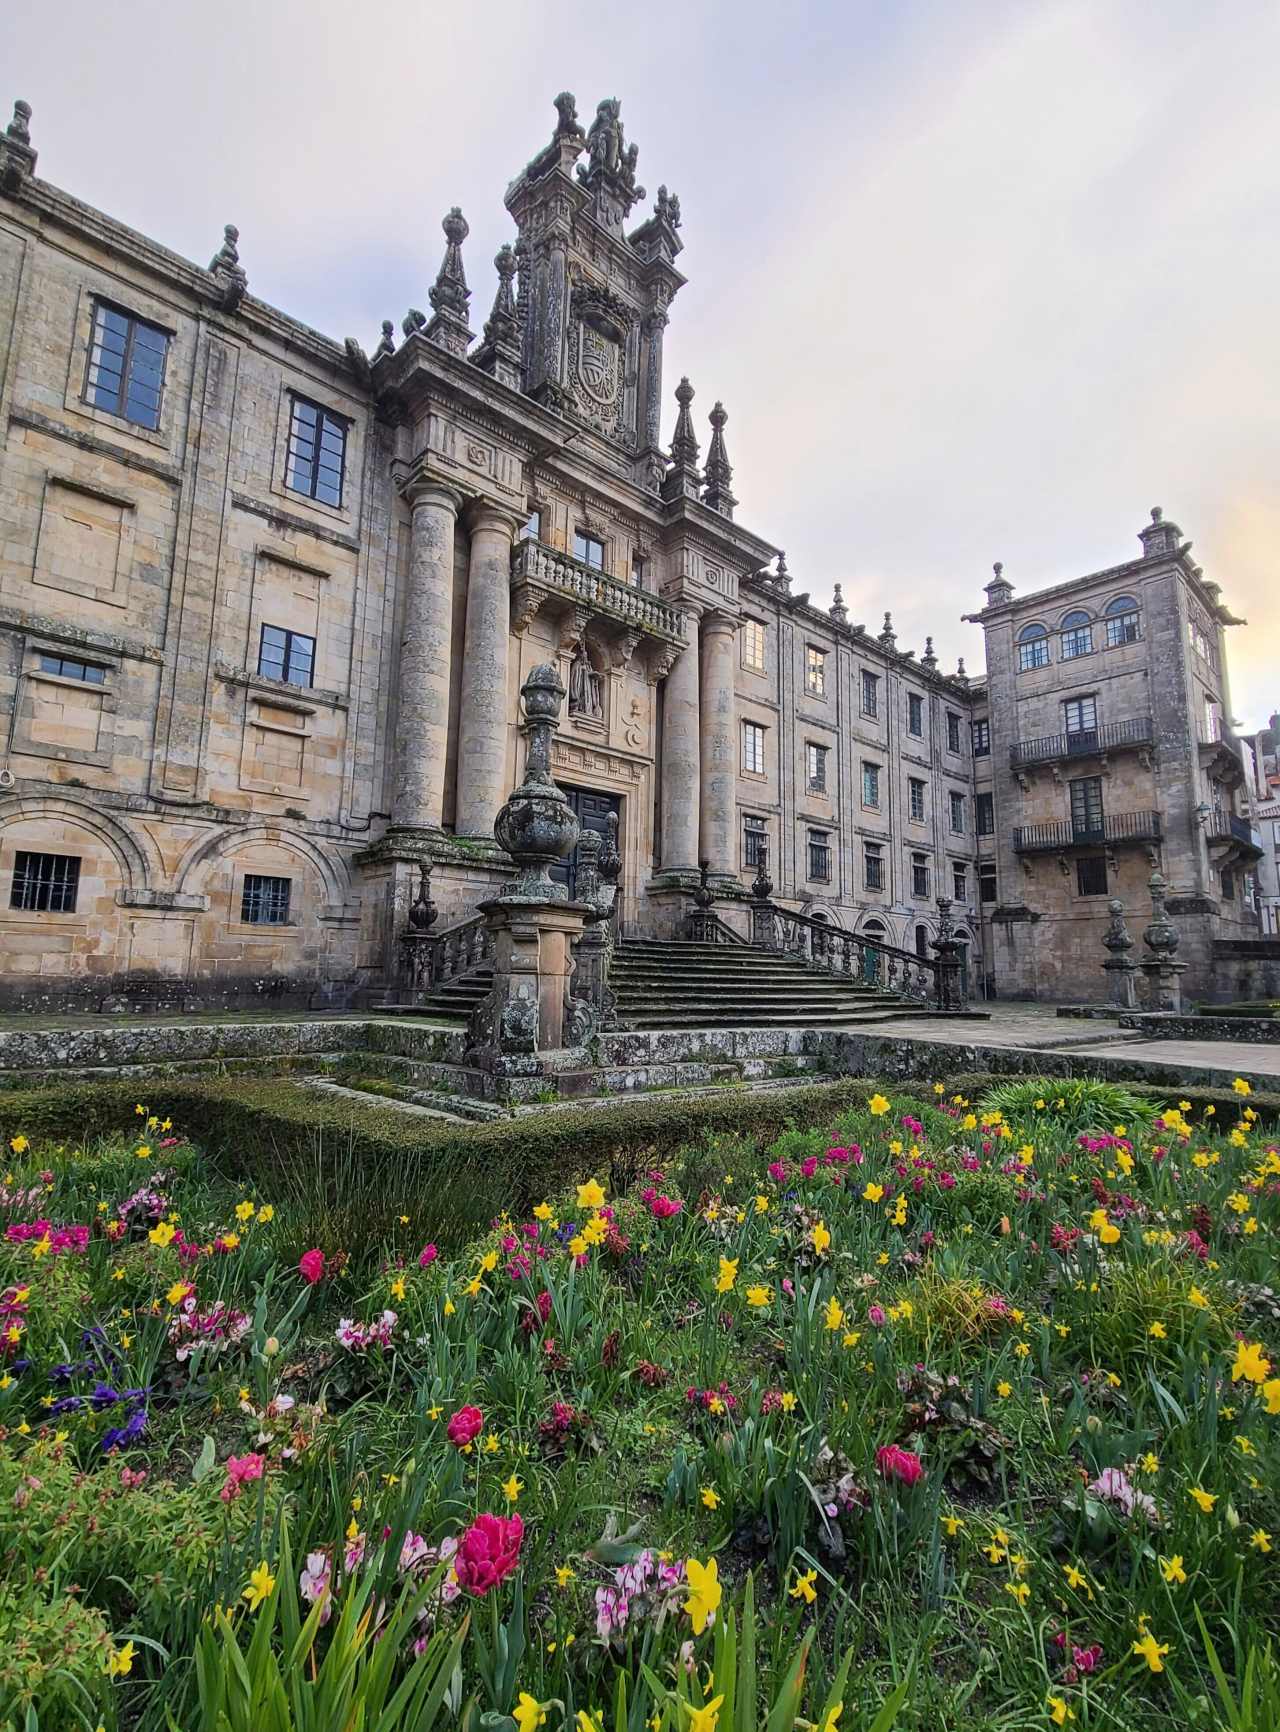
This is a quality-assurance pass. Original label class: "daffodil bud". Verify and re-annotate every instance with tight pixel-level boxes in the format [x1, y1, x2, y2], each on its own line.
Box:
[1226, 1503, 1240, 1530]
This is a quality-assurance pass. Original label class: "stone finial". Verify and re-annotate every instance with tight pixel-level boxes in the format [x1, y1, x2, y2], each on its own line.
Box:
[879, 611, 897, 649]
[662, 377, 702, 503]
[1138, 505, 1183, 561]
[474, 242, 522, 386]
[207, 224, 247, 312]
[985, 560, 1014, 607]
[774, 552, 791, 594]
[493, 664, 580, 901]
[1142, 872, 1178, 961]
[372, 319, 396, 361]
[956, 656, 968, 681]
[1101, 899, 1139, 1006]
[0, 100, 36, 194]
[829, 584, 849, 624]
[921, 635, 938, 670]
[701, 400, 736, 518]
[1139, 872, 1188, 1013]
[7, 100, 31, 145]
[425, 207, 473, 356]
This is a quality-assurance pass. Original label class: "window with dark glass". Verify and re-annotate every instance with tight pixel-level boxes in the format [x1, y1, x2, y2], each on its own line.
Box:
[953, 866, 967, 900]
[286, 397, 347, 507]
[743, 721, 766, 775]
[1069, 775, 1104, 840]
[37, 654, 105, 684]
[240, 874, 292, 925]
[908, 777, 926, 822]
[84, 301, 169, 429]
[911, 854, 929, 899]
[972, 718, 990, 755]
[807, 743, 828, 793]
[1064, 695, 1098, 739]
[1076, 855, 1108, 897]
[743, 818, 767, 869]
[1105, 596, 1140, 647]
[9, 851, 80, 913]
[1221, 866, 1236, 901]
[864, 841, 884, 890]
[861, 669, 879, 716]
[914, 919, 928, 953]
[862, 762, 880, 808]
[805, 645, 827, 696]
[1061, 611, 1094, 659]
[976, 791, 995, 835]
[907, 692, 923, 735]
[573, 531, 605, 569]
[258, 625, 315, 688]
[1018, 624, 1049, 670]
[979, 863, 997, 903]
[807, 829, 831, 881]
[947, 711, 962, 753]
[949, 790, 965, 834]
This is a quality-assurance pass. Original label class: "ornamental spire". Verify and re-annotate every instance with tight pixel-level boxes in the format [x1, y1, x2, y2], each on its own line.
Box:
[661, 377, 701, 503]
[474, 242, 522, 388]
[701, 400, 736, 518]
[426, 207, 473, 357]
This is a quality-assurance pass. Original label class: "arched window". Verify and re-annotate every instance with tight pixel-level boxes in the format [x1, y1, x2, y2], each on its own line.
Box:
[1104, 595, 1140, 647]
[1017, 623, 1049, 671]
[915, 923, 928, 957]
[1060, 610, 1093, 660]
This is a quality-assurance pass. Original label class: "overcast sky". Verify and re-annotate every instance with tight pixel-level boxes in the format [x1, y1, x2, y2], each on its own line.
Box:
[7, 0, 1280, 728]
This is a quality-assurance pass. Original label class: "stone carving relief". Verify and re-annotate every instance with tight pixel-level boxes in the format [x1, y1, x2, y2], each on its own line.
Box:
[567, 283, 633, 445]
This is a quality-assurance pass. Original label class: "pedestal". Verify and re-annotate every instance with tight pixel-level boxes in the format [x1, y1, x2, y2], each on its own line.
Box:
[472, 897, 589, 1063]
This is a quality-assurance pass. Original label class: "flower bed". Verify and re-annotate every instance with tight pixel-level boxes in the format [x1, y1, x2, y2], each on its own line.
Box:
[1, 1076, 1278, 1728]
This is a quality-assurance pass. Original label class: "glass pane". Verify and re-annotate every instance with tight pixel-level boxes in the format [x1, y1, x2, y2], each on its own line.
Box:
[284, 632, 315, 686]
[259, 625, 288, 681]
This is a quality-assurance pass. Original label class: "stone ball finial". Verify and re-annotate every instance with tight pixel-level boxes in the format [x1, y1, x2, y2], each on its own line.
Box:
[522, 661, 566, 721]
[709, 400, 727, 431]
[442, 206, 469, 246]
[1151, 507, 1163, 522]
[675, 376, 694, 408]
[494, 242, 516, 282]
[993, 561, 1003, 577]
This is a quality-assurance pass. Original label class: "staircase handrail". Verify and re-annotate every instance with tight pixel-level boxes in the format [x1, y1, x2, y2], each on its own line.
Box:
[401, 910, 493, 994]
[682, 907, 750, 945]
[750, 898, 963, 1008]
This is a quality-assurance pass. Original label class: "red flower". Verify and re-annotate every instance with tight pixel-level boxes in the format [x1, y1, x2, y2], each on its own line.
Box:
[299, 1249, 325, 1285]
[454, 1511, 523, 1595]
[447, 1404, 484, 1447]
[876, 1443, 924, 1486]
[220, 1452, 266, 1502]
[419, 1245, 438, 1268]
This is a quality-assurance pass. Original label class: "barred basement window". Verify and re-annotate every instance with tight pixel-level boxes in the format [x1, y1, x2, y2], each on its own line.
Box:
[286, 397, 347, 507]
[258, 624, 315, 688]
[84, 301, 169, 429]
[864, 841, 884, 890]
[807, 830, 831, 881]
[9, 851, 81, 913]
[241, 874, 292, 925]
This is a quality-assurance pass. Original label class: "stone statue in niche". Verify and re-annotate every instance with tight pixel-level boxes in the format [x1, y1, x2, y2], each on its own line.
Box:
[568, 645, 604, 720]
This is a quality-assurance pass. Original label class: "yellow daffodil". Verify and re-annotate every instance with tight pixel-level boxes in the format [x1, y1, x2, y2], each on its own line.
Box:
[701, 1486, 720, 1509]
[715, 1257, 738, 1294]
[502, 1473, 523, 1502]
[1149, 1321, 1167, 1339]
[862, 1183, 884, 1204]
[1133, 1632, 1170, 1672]
[1048, 1696, 1073, 1725]
[568, 1237, 587, 1258]
[790, 1568, 818, 1603]
[997, 1381, 1012, 1397]
[513, 1694, 548, 1732]
[869, 1094, 890, 1115]
[556, 1564, 575, 1586]
[1189, 1488, 1218, 1513]
[812, 1220, 831, 1255]
[576, 1180, 606, 1210]
[243, 1561, 276, 1612]
[1234, 1077, 1252, 1095]
[1005, 1582, 1029, 1607]
[106, 1639, 137, 1678]
[1233, 1342, 1272, 1385]
[685, 1696, 725, 1732]
[746, 1284, 772, 1308]
[1160, 1555, 1186, 1584]
[683, 1557, 722, 1633]
[149, 1221, 176, 1248]
[1252, 1530, 1272, 1553]
[824, 1296, 845, 1331]
[534, 1202, 553, 1221]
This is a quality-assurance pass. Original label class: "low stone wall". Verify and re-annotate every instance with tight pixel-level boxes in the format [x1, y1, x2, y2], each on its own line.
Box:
[1119, 1013, 1280, 1044]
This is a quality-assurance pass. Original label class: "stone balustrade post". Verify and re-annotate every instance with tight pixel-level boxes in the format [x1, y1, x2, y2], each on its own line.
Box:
[456, 503, 520, 837]
[394, 478, 461, 829]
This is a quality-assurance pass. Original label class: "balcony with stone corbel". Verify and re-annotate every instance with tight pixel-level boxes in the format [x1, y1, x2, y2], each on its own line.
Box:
[509, 538, 689, 683]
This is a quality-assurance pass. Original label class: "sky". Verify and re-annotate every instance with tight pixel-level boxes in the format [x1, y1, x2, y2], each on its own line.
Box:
[6, 0, 1280, 728]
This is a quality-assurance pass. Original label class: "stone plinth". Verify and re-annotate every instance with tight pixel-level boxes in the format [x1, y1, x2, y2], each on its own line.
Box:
[474, 896, 588, 1063]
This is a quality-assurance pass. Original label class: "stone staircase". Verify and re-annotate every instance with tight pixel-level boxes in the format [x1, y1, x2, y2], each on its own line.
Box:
[402, 938, 928, 1029]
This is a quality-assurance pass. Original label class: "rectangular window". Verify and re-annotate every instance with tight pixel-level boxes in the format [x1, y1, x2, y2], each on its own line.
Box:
[949, 790, 965, 834]
[286, 397, 347, 507]
[911, 853, 929, 898]
[629, 555, 645, 589]
[1188, 618, 1217, 668]
[1061, 623, 1093, 659]
[976, 791, 995, 835]
[241, 874, 292, 925]
[972, 718, 990, 755]
[908, 777, 926, 822]
[573, 531, 605, 569]
[864, 841, 884, 890]
[258, 624, 315, 688]
[953, 866, 967, 901]
[807, 743, 828, 793]
[979, 863, 997, 903]
[520, 510, 541, 541]
[807, 830, 831, 882]
[36, 653, 106, 685]
[861, 669, 879, 716]
[743, 818, 767, 869]
[84, 301, 169, 429]
[1019, 636, 1050, 671]
[1069, 776, 1104, 840]
[947, 711, 962, 753]
[907, 693, 924, 736]
[1221, 866, 1236, 901]
[742, 720, 766, 775]
[1076, 855, 1108, 897]
[9, 851, 80, 913]
[741, 618, 765, 670]
[1106, 611, 1139, 647]
[805, 645, 826, 695]
[862, 762, 881, 808]
[1064, 695, 1098, 737]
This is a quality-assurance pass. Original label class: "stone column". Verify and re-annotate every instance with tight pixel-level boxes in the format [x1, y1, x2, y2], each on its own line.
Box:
[660, 612, 701, 873]
[394, 479, 461, 829]
[699, 611, 737, 879]
[456, 504, 518, 837]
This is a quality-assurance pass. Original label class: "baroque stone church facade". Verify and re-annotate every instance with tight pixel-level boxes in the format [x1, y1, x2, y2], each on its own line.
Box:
[0, 95, 1264, 1011]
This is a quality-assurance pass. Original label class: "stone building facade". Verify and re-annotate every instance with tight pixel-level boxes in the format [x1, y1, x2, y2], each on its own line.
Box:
[0, 94, 1262, 1012]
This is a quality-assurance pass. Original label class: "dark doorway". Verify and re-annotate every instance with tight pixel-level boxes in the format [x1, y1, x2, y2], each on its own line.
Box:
[550, 788, 622, 900]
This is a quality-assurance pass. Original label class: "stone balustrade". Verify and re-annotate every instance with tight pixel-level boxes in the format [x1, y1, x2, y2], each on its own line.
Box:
[511, 538, 688, 645]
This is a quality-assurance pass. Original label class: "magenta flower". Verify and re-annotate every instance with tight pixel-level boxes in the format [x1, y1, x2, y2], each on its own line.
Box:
[876, 1444, 924, 1486]
[453, 1511, 523, 1595]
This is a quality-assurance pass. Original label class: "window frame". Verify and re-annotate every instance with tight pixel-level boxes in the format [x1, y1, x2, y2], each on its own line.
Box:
[979, 863, 998, 903]
[742, 719, 767, 776]
[258, 623, 316, 689]
[807, 829, 831, 882]
[806, 741, 828, 794]
[1017, 625, 1049, 671]
[1069, 775, 1105, 841]
[863, 841, 884, 891]
[741, 618, 766, 671]
[1060, 612, 1094, 660]
[743, 818, 767, 870]
[285, 394, 348, 508]
[83, 298, 171, 430]
[9, 851, 81, 914]
[804, 644, 827, 697]
[573, 530, 605, 570]
[908, 777, 926, 823]
[976, 791, 995, 836]
[949, 789, 965, 835]
[1076, 854, 1108, 897]
[907, 692, 924, 736]
[520, 510, 541, 541]
[862, 761, 881, 809]
[911, 854, 929, 899]
[240, 873, 293, 927]
[860, 669, 879, 717]
[1063, 694, 1098, 738]
[1105, 601, 1140, 647]
[953, 865, 967, 901]
[946, 710, 962, 754]
[972, 717, 991, 756]
[36, 653, 106, 685]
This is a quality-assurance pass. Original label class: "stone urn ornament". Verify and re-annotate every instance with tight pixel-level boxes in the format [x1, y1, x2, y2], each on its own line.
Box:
[493, 663, 580, 900]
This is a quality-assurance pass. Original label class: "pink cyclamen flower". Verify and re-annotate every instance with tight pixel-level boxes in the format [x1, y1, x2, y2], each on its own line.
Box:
[454, 1511, 523, 1596]
[299, 1248, 325, 1284]
[419, 1244, 438, 1267]
[220, 1452, 266, 1502]
[876, 1444, 924, 1487]
[299, 1550, 333, 1622]
[447, 1405, 484, 1448]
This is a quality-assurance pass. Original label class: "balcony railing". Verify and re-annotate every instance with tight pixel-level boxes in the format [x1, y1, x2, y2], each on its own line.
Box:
[1012, 810, 1162, 853]
[1209, 807, 1263, 852]
[511, 539, 688, 645]
[1010, 715, 1153, 768]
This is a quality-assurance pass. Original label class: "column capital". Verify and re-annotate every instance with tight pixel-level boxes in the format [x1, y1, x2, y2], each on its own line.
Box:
[699, 607, 740, 636]
[396, 466, 465, 512]
[464, 499, 524, 539]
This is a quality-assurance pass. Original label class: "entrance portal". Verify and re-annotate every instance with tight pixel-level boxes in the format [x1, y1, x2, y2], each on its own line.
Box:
[550, 788, 621, 901]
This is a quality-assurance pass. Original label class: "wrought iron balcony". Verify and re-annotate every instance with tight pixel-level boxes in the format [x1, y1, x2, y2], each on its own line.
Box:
[1010, 715, 1153, 769]
[1208, 806, 1263, 856]
[1198, 721, 1246, 781]
[511, 539, 689, 646]
[1012, 810, 1162, 853]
